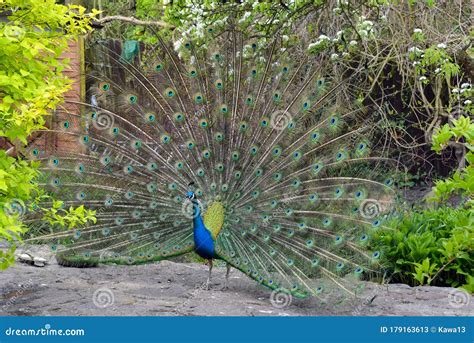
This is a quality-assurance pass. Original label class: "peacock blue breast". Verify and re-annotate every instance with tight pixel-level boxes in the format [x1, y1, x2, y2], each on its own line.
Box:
[192, 201, 218, 259]
[193, 222, 218, 259]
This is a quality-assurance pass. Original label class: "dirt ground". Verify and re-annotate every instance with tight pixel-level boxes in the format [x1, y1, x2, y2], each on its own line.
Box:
[1, 257, 472, 316]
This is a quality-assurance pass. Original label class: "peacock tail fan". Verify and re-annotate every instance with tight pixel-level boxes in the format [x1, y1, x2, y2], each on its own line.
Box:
[24, 29, 402, 300]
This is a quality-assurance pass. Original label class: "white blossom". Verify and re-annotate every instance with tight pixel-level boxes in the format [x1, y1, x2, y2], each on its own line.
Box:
[452, 88, 460, 94]
[419, 76, 427, 81]
[437, 43, 447, 49]
[434, 68, 441, 73]
[408, 47, 423, 54]
[173, 39, 183, 51]
[413, 28, 422, 34]
[238, 11, 252, 23]
[461, 83, 471, 89]
[464, 100, 472, 105]
[349, 40, 358, 46]
[308, 35, 331, 51]
[331, 53, 339, 60]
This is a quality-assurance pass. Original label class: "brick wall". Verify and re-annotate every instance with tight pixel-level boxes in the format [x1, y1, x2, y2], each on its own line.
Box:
[30, 38, 85, 156]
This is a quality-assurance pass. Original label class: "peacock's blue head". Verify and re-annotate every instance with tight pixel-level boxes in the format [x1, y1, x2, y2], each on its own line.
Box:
[186, 191, 196, 200]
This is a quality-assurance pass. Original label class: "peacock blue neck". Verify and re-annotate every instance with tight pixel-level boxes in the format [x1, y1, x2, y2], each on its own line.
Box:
[192, 200, 217, 259]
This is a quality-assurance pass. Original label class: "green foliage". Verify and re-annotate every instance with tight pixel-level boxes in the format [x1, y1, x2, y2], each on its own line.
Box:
[0, 0, 97, 270]
[41, 200, 97, 229]
[0, 0, 97, 143]
[431, 115, 474, 207]
[0, 150, 38, 269]
[413, 46, 460, 83]
[371, 207, 473, 290]
[0, 149, 96, 270]
[432, 117, 474, 153]
[136, 0, 162, 19]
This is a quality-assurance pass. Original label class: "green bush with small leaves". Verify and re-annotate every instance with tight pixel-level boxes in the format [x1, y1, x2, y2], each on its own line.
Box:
[0, 0, 98, 270]
[371, 207, 473, 291]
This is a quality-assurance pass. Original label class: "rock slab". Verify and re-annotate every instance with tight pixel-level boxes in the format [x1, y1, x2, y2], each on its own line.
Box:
[0, 261, 472, 316]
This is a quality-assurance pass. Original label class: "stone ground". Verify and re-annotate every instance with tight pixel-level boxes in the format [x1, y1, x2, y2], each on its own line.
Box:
[1, 257, 472, 316]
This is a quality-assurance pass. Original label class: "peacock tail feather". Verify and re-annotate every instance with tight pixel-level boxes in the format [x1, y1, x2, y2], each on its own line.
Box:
[25, 29, 401, 299]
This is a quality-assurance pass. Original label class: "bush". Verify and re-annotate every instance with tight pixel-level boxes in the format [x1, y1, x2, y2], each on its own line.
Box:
[371, 207, 473, 291]
[0, 0, 97, 270]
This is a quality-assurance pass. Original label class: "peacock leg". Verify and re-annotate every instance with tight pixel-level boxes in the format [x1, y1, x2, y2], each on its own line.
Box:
[222, 263, 231, 290]
[205, 259, 213, 290]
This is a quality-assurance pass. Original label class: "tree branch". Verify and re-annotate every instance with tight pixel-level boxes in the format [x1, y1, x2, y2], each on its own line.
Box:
[93, 15, 173, 29]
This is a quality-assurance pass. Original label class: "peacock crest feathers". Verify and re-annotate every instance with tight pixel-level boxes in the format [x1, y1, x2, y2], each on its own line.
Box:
[25, 28, 401, 300]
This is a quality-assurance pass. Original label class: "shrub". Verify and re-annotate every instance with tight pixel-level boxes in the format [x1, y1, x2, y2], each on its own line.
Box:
[371, 207, 473, 291]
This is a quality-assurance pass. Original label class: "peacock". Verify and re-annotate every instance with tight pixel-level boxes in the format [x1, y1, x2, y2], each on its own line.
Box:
[25, 27, 399, 301]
